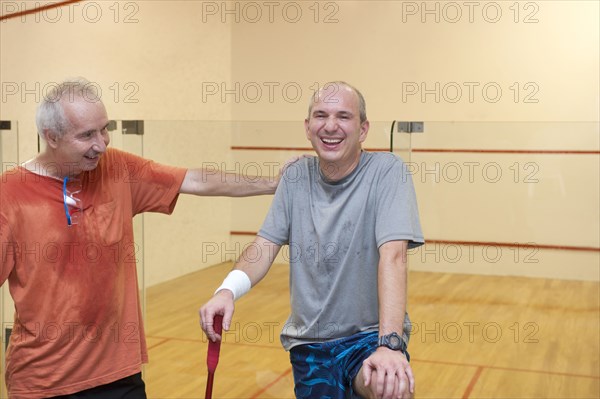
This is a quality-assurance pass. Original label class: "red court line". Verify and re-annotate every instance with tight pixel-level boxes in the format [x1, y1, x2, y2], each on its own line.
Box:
[231, 146, 599, 155]
[230, 232, 600, 253]
[426, 239, 600, 253]
[0, 0, 83, 21]
[231, 231, 259, 236]
[462, 366, 484, 399]
[146, 337, 170, 351]
[231, 146, 390, 152]
[478, 363, 600, 380]
[249, 367, 293, 399]
[413, 149, 600, 155]
[146, 335, 280, 351]
[413, 358, 600, 380]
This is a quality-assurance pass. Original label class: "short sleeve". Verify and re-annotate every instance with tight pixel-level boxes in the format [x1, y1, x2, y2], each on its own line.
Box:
[257, 166, 293, 246]
[113, 150, 187, 215]
[375, 156, 424, 249]
[0, 213, 15, 285]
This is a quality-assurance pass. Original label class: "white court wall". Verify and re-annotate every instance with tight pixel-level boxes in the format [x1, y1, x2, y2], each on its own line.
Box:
[225, 1, 600, 280]
[1, 1, 599, 283]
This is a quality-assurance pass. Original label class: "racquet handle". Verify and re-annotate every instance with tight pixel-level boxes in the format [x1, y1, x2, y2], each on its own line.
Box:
[207, 314, 223, 373]
[205, 373, 215, 399]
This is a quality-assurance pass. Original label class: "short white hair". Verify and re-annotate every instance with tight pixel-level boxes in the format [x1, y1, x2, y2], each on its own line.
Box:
[35, 77, 102, 139]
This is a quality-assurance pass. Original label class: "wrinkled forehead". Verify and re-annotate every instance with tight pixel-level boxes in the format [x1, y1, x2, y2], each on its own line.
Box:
[313, 84, 359, 110]
[317, 83, 355, 99]
[61, 94, 107, 116]
[59, 95, 108, 132]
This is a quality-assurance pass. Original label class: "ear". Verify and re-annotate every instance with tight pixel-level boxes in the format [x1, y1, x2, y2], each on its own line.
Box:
[358, 120, 370, 143]
[43, 129, 61, 149]
[304, 119, 311, 141]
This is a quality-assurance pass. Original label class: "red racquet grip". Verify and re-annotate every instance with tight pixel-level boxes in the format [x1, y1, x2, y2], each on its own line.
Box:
[207, 314, 223, 373]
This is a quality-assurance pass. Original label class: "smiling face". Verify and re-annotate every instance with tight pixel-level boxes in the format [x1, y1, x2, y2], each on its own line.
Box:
[305, 83, 369, 181]
[45, 95, 110, 177]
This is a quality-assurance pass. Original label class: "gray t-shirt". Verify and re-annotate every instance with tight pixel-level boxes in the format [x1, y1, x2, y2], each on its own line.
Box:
[258, 151, 424, 350]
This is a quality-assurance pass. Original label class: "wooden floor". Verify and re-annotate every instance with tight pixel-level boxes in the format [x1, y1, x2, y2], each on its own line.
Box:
[143, 262, 600, 399]
[2, 263, 599, 398]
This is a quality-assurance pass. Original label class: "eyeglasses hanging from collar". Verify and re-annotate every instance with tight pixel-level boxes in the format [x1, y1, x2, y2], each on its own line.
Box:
[63, 177, 83, 226]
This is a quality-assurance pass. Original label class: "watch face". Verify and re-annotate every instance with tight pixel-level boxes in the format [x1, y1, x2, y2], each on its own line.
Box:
[380, 333, 405, 351]
[389, 334, 402, 349]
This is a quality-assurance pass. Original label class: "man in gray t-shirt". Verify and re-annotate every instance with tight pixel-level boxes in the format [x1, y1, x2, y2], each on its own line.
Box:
[201, 81, 424, 399]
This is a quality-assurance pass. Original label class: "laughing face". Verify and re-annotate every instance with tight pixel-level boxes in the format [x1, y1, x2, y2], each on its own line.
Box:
[305, 83, 369, 181]
[47, 96, 110, 177]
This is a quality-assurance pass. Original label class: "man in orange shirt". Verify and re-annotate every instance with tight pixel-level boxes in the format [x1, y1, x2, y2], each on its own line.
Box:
[0, 78, 283, 398]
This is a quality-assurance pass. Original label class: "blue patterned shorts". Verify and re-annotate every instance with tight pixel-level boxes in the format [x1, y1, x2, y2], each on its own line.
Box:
[289, 331, 410, 399]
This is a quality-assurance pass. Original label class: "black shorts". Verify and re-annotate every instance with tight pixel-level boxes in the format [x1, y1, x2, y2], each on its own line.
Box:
[49, 372, 146, 399]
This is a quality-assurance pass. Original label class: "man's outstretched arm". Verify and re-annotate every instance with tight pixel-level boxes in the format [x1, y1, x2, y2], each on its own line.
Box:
[180, 156, 300, 196]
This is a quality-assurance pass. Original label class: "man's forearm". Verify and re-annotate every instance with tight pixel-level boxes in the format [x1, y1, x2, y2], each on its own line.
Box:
[179, 168, 277, 196]
[378, 240, 409, 336]
[233, 236, 282, 285]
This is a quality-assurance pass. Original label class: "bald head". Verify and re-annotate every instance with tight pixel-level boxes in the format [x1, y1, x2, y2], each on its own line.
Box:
[307, 81, 367, 123]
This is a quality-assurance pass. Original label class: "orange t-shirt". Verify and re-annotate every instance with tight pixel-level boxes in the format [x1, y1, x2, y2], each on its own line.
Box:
[0, 148, 187, 398]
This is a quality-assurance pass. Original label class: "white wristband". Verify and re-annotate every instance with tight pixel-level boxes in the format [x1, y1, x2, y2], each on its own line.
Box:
[214, 270, 252, 301]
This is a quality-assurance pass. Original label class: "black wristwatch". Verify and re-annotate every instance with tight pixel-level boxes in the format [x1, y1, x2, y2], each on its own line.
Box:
[378, 332, 407, 353]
